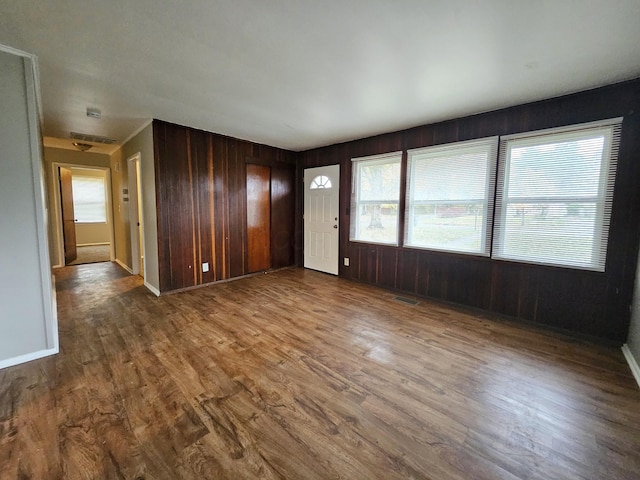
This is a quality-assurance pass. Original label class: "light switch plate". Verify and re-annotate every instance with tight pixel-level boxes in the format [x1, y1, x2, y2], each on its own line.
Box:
[202, 262, 209, 273]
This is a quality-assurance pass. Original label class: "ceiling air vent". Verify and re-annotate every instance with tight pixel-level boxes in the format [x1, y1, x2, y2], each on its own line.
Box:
[70, 132, 117, 144]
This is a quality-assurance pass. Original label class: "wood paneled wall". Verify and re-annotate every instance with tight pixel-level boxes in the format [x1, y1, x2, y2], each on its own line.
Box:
[299, 79, 640, 342]
[154, 120, 297, 293]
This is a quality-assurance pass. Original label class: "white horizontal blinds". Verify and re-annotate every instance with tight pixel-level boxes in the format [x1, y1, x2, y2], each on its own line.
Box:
[71, 175, 107, 223]
[404, 137, 498, 255]
[350, 152, 402, 245]
[493, 118, 622, 271]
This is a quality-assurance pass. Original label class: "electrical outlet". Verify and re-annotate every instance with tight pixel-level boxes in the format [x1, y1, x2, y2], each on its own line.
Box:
[343, 257, 350, 266]
[202, 262, 209, 273]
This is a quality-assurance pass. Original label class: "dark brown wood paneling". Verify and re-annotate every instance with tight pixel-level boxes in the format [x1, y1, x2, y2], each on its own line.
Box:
[360, 245, 379, 285]
[425, 253, 449, 300]
[212, 135, 229, 281]
[154, 120, 297, 293]
[489, 262, 525, 318]
[154, 122, 197, 292]
[299, 79, 640, 342]
[445, 256, 490, 309]
[190, 128, 215, 285]
[271, 165, 295, 268]
[378, 248, 397, 290]
[397, 249, 418, 293]
[246, 164, 271, 273]
[415, 252, 430, 298]
[227, 139, 245, 278]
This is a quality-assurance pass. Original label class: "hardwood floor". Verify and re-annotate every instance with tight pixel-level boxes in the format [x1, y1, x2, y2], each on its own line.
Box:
[2, 263, 640, 479]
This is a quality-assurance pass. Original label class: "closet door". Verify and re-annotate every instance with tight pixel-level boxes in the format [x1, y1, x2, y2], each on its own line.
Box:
[246, 164, 271, 272]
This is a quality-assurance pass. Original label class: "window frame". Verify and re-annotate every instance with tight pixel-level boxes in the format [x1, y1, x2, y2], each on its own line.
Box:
[349, 151, 403, 246]
[404, 137, 498, 256]
[310, 175, 332, 189]
[492, 118, 622, 272]
[71, 174, 108, 224]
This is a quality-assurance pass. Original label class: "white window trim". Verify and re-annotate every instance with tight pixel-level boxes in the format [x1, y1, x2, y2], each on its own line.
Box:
[310, 175, 332, 189]
[72, 174, 108, 223]
[350, 151, 403, 246]
[404, 137, 498, 256]
[492, 118, 622, 272]
[499, 117, 622, 142]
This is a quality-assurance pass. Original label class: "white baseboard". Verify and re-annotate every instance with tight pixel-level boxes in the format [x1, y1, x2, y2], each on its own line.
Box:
[622, 344, 640, 389]
[113, 258, 158, 296]
[115, 258, 133, 274]
[144, 281, 161, 297]
[0, 347, 58, 370]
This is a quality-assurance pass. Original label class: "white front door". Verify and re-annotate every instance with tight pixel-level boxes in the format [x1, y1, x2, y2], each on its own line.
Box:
[304, 165, 340, 275]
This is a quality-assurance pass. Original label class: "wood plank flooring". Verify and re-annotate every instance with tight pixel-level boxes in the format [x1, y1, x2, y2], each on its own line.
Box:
[2, 263, 640, 479]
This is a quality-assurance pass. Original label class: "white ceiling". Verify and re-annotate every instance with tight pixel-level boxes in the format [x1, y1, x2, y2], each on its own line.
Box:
[2, 0, 640, 153]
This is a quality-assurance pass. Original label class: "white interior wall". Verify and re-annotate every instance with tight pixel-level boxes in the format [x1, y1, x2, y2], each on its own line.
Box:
[624, 238, 640, 387]
[0, 46, 57, 368]
[138, 125, 159, 294]
[113, 123, 159, 294]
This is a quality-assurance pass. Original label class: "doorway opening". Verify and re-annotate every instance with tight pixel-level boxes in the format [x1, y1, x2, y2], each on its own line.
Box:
[54, 163, 114, 267]
[128, 153, 145, 277]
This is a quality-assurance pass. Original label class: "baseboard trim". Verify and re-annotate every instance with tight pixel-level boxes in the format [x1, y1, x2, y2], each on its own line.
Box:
[0, 347, 58, 370]
[622, 344, 640, 389]
[115, 258, 133, 274]
[144, 281, 160, 297]
[161, 265, 297, 295]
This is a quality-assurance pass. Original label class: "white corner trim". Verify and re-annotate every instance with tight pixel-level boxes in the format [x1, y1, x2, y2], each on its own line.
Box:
[115, 258, 133, 274]
[144, 281, 161, 297]
[119, 119, 153, 150]
[0, 347, 58, 370]
[0, 43, 37, 59]
[622, 344, 640, 389]
[99, 118, 152, 155]
[114, 258, 159, 296]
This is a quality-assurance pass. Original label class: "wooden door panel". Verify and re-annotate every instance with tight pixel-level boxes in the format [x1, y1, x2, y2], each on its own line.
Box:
[246, 164, 271, 273]
[59, 167, 77, 264]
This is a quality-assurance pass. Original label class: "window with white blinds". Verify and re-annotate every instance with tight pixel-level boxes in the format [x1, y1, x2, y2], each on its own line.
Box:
[404, 137, 498, 255]
[350, 152, 402, 245]
[492, 118, 621, 271]
[72, 175, 107, 223]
